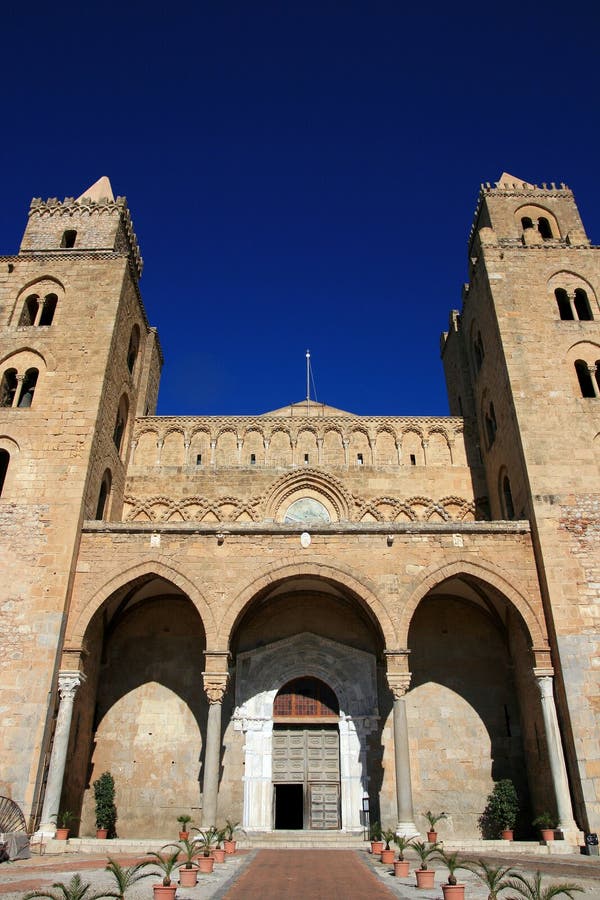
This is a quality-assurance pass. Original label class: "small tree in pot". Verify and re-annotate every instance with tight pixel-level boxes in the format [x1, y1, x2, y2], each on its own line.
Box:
[192, 826, 220, 873]
[162, 838, 199, 887]
[144, 849, 181, 900]
[93, 771, 117, 838]
[104, 857, 154, 900]
[369, 820, 383, 854]
[479, 779, 519, 840]
[532, 812, 557, 843]
[464, 859, 517, 900]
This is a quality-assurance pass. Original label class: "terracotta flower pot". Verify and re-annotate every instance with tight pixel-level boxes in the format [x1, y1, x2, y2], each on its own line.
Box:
[540, 828, 555, 842]
[224, 839, 236, 854]
[213, 848, 226, 863]
[179, 866, 198, 887]
[371, 840, 384, 854]
[442, 884, 465, 900]
[501, 829, 514, 840]
[96, 828, 108, 839]
[394, 860, 410, 877]
[416, 868, 435, 889]
[197, 855, 215, 873]
[153, 885, 177, 900]
[55, 828, 70, 841]
[381, 848, 395, 863]
[426, 830, 437, 842]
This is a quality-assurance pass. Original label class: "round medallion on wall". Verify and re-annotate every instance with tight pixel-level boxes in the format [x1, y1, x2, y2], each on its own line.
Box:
[300, 531, 311, 548]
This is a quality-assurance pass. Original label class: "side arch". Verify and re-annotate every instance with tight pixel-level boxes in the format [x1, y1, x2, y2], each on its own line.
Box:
[219, 560, 398, 652]
[66, 555, 218, 647]
[398, 557, 547, 648]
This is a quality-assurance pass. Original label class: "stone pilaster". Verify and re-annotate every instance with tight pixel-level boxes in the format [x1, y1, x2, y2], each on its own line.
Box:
[385, 650, 417, 836]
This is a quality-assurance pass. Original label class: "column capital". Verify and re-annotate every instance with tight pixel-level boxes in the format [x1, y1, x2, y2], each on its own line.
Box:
[387, 674, 412, 699]
[203, 673, 229, 704]
[57, 670, 85, 702]
[534, 671, 554, 698]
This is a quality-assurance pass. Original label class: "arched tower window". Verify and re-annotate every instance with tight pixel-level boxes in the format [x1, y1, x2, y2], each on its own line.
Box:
[596, 361, 600, 394]
[95, 469, 112, 520]
[521, 216, 534, 230]
[19, 294, 39, 326]
[273, 677, 339, 718]
[538, 217, 553, 240]
[61, 229, 77, 248]
[113, 394, 130, 452]
[127, 325, 140, 374]
[0, 369, 18, 407]
[555, 289, 574, 320]
[575, 360, 596, 398]
[574, 289, 593, 321]
[18, 368, 38, 407]
[0, 449, 9, 497]
[501, 474, 515, 519]
[39, 293, 58, 326]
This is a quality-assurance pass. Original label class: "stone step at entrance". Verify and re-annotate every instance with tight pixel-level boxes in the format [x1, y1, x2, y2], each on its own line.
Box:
[239, 830, 368, 849]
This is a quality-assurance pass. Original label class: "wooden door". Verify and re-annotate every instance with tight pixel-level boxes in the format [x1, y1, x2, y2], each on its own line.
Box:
[272, 727, 340, 829]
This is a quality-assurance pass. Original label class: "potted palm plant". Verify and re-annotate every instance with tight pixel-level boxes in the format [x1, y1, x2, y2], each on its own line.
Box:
[464, 859, 517, 900]
[412, 839, 440, 888]
[213, 828, 227, 863]
[380, 828, 396, 864]
[163, 838, 199, 887]
[192, 826, 219, 873]
[423, 810, 447, 842]
[93, 771, 117, 838]
[369, 820, 384, 854]
[506, 871, 583, 900]
[104, 857, 154, 899]
[144, 849, 181, 900]
[532, 812, 557, 843]
[176, 813, 192, 840]
[223, 818, 243, 854]
[23, 873, 110, 900]
[51, 810, 76, 841]
[436, 848, 469, 900]
[393, 834, 414, 877]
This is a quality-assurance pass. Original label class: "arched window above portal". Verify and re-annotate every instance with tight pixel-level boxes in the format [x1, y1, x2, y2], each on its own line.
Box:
[273, 677, 339, 719]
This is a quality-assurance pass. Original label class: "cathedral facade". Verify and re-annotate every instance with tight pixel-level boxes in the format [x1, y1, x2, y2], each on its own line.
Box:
[0, 174, 598, 844]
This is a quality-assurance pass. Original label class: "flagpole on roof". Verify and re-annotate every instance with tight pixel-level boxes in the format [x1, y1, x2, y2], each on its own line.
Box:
[306, 349, 310, 414]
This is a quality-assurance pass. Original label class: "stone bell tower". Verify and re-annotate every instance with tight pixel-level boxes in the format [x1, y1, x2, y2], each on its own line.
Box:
[442, 173, 600, 834]
[0, 177, 161, 826]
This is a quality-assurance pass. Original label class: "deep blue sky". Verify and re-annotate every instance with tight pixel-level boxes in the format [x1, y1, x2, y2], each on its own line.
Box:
[2, 3, 599, 416]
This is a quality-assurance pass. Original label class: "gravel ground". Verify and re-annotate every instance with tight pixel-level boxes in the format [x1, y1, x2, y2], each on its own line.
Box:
[0, 852, 254, 900]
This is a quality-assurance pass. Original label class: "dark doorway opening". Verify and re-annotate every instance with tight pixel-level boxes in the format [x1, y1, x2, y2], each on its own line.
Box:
[274, 783, 304, 829]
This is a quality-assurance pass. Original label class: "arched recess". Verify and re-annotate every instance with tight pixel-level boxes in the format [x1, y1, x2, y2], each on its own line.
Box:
[398, 557, 546, 649]
[226, 561, 390, 831]
[61, 568, 210, 838]
[67, 557, 217, 648]
[220, 561, 397, 653]
[400, 559, 550, 839]
[265, 468, 352, 523]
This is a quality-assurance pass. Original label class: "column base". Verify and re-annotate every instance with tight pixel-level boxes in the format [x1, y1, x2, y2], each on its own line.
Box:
[557, 822, 585, 847]
[35, 826, 56, 839]
[395, 821, 419, 838]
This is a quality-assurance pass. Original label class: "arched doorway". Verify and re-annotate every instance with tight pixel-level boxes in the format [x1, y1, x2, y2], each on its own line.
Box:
[272, 677, 340, 830]
[227, 576, 385, 832]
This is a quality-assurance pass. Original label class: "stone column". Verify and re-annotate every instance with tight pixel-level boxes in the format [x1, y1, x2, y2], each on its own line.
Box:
[385, 651, 417, 836]
[38, 671, 85, 834]
[202, 655, 229, 827]
[535, 672, 580, 843]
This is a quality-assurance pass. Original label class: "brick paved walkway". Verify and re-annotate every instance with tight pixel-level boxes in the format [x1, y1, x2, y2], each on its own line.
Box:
[221, 849, 396, 899]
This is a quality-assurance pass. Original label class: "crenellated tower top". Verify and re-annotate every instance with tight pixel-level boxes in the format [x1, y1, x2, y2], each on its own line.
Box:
[19, 176, 143, 280]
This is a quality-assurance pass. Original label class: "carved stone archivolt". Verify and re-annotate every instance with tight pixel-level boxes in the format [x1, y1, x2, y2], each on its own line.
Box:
[123, 487, 477, 524]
